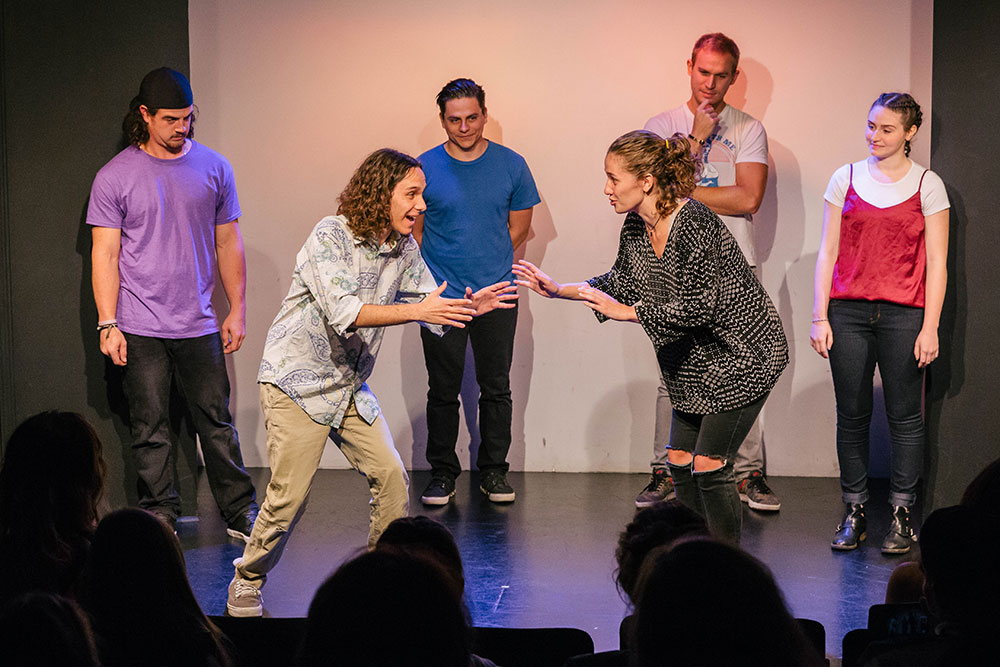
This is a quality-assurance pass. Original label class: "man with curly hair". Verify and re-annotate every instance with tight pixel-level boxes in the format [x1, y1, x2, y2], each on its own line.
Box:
[88, 67, 259, 539]
[415, 78, 540, 506]
[227, 149, 517, 617]
[637, 34, 781, 513]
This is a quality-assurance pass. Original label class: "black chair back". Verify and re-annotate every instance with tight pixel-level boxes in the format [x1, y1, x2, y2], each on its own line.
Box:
[472, 626, 595, 667]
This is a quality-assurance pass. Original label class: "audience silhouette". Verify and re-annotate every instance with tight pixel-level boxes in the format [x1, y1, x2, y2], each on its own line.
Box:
[0, 411, 106, 603]
[81, 508, 234, 667]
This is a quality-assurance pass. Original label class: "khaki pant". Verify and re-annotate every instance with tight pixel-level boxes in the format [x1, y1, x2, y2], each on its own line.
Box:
[236, 383, 409, 586]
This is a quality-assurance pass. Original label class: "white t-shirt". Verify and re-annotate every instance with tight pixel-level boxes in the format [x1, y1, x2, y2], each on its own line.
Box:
[824, 159, 950, 214]
[644, 103, 768, 265]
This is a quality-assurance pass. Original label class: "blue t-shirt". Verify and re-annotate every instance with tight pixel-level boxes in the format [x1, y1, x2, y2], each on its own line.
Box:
[418, 142, 540, 297]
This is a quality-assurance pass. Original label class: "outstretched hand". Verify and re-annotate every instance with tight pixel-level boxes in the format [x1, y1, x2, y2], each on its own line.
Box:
[420, 282, 477, 328]
[578, 285, 635, 321]
[512, 260, 561, 298]
[466, 281, 519, 316]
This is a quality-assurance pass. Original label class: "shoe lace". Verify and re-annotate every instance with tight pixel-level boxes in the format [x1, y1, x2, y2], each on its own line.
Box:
[484, 472, 507, 489]
[647, 469, 670, 492]
[754, 477, 773, 494]
[746, 473, 772, 494]
[233, 579, 260, 600]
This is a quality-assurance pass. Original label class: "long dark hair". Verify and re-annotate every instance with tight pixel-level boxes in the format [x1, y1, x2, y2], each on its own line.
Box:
[0, 411, 105, 601]
[81, 509, 232, 667]
[121, 98, 197, 147]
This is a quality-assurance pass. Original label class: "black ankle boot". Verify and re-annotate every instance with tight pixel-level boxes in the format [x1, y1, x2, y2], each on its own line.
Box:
[831, 503, 866, 551]
[881, 505, 916, 554]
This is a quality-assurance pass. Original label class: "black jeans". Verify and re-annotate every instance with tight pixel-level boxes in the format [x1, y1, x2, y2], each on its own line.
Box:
[828, 299, 925, 507]
[666, 392, 768, 545]
[420, 303, 517, 480]
[122, 332, 256, 522]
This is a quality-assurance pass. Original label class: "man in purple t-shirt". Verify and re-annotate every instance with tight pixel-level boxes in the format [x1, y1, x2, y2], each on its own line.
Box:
[88, 68, 257, 539]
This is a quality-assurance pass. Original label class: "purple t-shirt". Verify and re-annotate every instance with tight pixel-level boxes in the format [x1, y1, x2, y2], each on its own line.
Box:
[87, 141, 241, 338]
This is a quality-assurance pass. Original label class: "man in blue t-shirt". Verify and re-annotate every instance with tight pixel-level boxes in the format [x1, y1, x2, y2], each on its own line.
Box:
[415, 78, 540, 505]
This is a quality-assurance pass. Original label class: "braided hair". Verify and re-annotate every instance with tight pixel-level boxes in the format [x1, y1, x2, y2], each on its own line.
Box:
[871, 92, 922, 157]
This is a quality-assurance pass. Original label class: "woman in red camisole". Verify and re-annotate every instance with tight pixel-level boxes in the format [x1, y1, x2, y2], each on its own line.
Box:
[811, 93, 950, 554]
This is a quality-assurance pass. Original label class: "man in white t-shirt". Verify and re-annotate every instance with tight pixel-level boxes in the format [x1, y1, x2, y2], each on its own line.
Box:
[637, 33, 781, 512]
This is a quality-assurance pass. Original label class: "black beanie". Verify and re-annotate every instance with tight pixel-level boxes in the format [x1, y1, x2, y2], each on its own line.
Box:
[136, 67, 193, 109]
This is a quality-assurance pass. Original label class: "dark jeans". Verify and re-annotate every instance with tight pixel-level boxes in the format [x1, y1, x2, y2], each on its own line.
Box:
[122, 332, 256, 522]
[828, 299, 925, 507]
[666, 392, 768, 544]
[420, 303, 517, 480]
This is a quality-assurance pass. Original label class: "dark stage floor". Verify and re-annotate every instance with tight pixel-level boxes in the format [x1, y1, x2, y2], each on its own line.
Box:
[182, 470, 914, 662]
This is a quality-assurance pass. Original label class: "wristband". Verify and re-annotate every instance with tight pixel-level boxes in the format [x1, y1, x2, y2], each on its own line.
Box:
[687, 133, 706, 146]
[811, 318, 828, 323]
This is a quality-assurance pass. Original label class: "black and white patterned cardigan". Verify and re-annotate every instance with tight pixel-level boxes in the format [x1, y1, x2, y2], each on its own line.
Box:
[588, 199, 788, 414]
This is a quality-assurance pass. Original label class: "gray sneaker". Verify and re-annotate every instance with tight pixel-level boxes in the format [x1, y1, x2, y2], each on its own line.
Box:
[227, 576, 263, 617]
[635, 468, 675, 507]
[738, 472, 781, 511]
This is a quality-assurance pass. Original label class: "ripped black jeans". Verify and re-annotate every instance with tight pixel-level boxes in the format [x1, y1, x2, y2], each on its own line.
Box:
[666, 392, 769, 545]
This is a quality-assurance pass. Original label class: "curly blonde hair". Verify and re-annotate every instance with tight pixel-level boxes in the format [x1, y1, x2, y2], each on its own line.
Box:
[337, 149, 422, 244]
[607, 130, 697, 218]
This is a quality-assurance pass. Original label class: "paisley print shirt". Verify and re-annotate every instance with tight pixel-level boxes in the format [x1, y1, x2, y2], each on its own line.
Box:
[258, 215, 443, 426]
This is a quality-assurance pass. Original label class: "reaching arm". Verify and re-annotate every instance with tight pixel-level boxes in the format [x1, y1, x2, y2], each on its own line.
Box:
[508, 207, 534, 251]
[91, 226, 127, 366]
[512, 260, 588, 300]
[512, 260, 638, 321]
[693, 162, 768, 216]
[914, 209, 949, 367]
[354, 282, 476, 328]
[215, 220, 247, 353]
[810, 202, 843, 359]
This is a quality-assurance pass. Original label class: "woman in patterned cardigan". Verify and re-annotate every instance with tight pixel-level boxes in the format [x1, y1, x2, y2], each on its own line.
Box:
[513, 130, 787, 544]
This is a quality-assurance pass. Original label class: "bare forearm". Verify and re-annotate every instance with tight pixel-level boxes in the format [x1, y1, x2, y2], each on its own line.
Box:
[813, 245, 839, 319]
[508, 208, 533, 251]
[554, 282, 591, 300]
[353, 303, 422, 327]
[922, 264, 946, 331]
[510, 227, 530, 251]
[216, 229, 247, 316]
[693, 184, 761, 216]
[92, 249, 120, 321]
